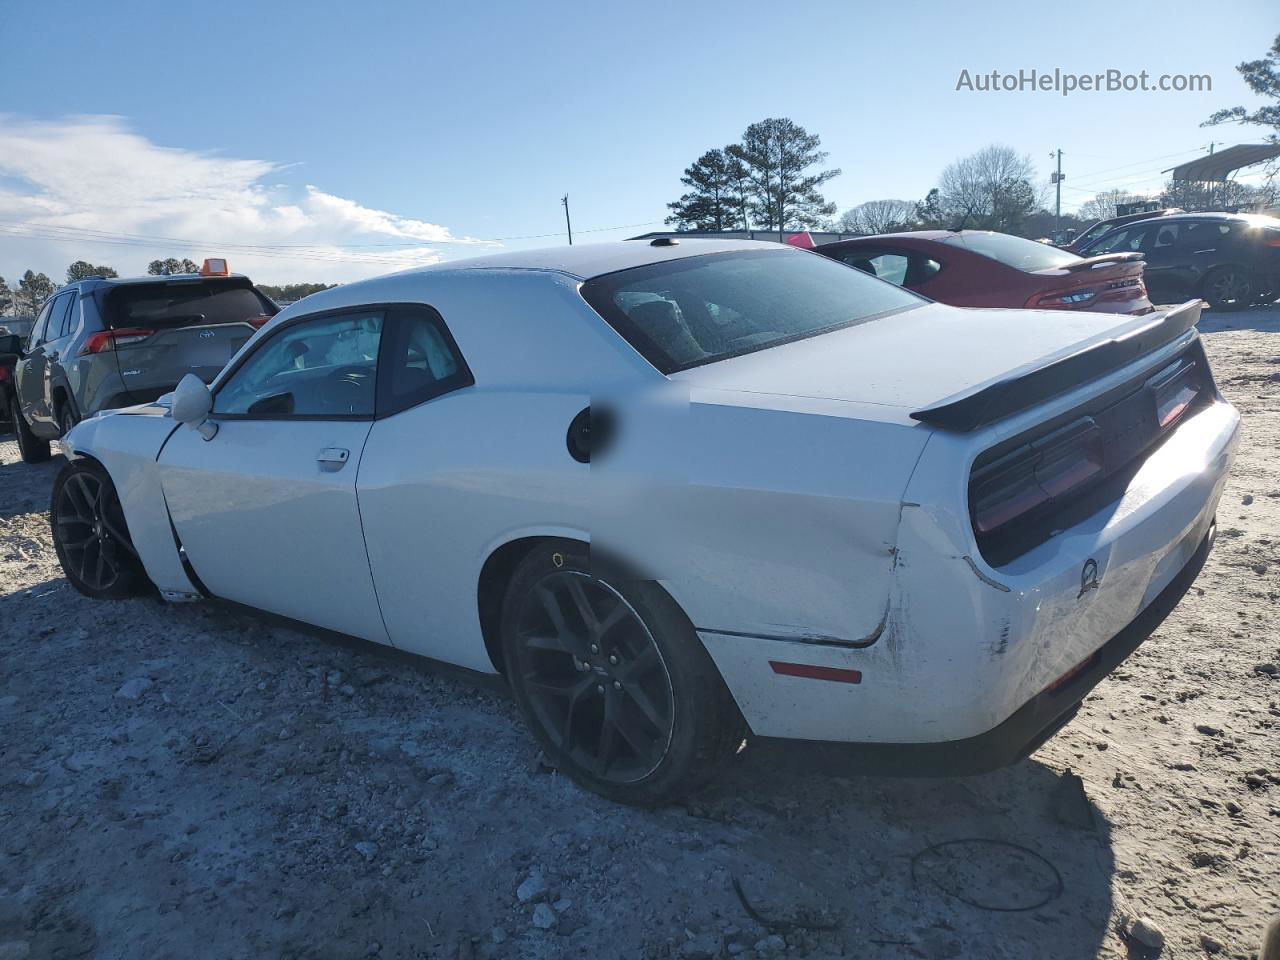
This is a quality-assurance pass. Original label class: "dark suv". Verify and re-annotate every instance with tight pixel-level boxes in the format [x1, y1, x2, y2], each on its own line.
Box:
[1077, 212, 1280, 310]
[8, 269, 277, 462]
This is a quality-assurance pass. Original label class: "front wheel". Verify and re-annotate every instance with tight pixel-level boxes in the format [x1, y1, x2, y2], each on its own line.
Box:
[9, 395, 51, 464]
[50, 459, 146, 599]
[501, 541, 745, 806]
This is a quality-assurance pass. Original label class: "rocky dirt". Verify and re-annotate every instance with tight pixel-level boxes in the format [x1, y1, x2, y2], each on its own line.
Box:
[1, 307, 1277, 960]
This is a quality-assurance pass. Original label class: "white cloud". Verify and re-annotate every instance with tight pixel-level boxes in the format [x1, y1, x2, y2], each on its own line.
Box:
[0, 114, 486, 286]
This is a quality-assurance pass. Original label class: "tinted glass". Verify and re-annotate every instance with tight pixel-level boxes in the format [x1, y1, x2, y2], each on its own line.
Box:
[580, 249, 922, 374]
[55, 293, 78, 338]
[1088, 227, 1148, 254]
[378, 308, 474, 415]
[105, 279, 274, 331]
[28, 298, 56, 348]
[941, 232, 1079, 270]
[833, 250, 910, 285]
[214, 311, 384, 417]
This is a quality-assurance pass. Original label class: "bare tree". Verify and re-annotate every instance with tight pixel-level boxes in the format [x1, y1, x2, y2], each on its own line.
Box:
[937, 145, 1044, 232]
[1076, 190, 1140, 223]
[836, 199, 916, 235]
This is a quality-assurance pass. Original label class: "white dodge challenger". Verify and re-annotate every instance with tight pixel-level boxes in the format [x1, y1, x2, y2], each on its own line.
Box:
[53, 240, 1239, 805]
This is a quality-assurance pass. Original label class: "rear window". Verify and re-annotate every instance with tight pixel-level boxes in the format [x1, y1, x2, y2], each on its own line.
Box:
[103, 279, 275, 330]
[580, 249, 923, 374]
[942, 232, 1080, 271]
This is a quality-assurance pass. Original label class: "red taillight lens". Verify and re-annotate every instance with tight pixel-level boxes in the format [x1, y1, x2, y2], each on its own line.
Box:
[971, 418, 1104, 535]
[248, 314, 273, 328]
[80, 328, 155, 355]
[1263, 229, 1280, 247]
[1035, 288, 1098, 308]
[0, 367, 9, 382]
[1149, 358, 1202, 429]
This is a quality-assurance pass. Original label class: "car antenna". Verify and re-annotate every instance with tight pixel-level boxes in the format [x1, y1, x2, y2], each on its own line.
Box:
[947, 206, 974, 233]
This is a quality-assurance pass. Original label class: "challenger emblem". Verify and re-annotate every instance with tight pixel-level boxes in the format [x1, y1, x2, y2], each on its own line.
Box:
[199, 330, 215, 339]
[1078, 558, 1100, 599]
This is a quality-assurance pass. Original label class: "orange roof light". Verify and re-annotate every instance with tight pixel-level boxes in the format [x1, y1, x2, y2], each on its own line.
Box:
[200, 258, 229, 277]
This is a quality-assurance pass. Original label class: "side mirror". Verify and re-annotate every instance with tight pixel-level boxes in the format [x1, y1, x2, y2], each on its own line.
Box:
[0, 334, 22, 357]
[171, 374, 217, 440]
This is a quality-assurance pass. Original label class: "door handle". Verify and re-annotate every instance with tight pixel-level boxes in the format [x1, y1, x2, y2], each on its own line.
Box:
[1193, 249, 1216, 254]
[316, 447, 350, 466]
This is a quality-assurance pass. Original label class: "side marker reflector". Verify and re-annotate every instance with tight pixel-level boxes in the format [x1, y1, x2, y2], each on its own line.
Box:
[769, 661, 862, 684]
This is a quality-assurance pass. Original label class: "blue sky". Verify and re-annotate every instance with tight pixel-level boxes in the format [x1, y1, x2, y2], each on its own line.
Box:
[0, 0, 1274, 283]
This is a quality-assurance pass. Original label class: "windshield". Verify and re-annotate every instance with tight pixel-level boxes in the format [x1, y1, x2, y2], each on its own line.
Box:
[941, 232, 1081, 271]
[580, 249, 923, 374]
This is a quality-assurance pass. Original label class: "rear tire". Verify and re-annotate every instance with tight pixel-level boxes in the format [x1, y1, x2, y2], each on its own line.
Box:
[50, 459, 146, 599]
[10, 395, 51, 464]
[501, 540, 745, 806]
[1201, 266, 1254, 311]
[57, 402, 77, 439]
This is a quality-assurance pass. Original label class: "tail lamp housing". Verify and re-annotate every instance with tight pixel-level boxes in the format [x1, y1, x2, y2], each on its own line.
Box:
[970, 418, 1104, 535]
[80, 328, 155, 355]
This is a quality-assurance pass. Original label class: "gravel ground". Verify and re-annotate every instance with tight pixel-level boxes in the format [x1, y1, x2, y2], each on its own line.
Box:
[1, 307, 1277, 960]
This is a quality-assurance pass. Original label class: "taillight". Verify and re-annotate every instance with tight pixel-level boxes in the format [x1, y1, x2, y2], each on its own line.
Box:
[0, 367, 9, 382]
[80, 328, 155, 355]
[248, 314, 273, 328]
[1036, 288, 1097, 307]
[1149, 357, 1202, 429]
[970, 418, 1104, 534]
[1264, 229, 1280, 248]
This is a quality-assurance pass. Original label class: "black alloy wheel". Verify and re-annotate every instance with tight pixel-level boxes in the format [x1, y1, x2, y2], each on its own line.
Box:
[501, 541, 745, 806]
[511, 570, 675, 784]
[51, 460, 145, 598]
[1202, 266, 1253, 311]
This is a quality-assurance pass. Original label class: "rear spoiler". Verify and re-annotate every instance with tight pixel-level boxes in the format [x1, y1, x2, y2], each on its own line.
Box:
[910, 300, 1202, 432]
[1058, 252, 1145, 272]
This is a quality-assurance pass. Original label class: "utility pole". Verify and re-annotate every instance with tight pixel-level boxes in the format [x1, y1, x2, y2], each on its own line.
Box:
[1049, 149, 1064, 238]
[561, 194, 573, 245]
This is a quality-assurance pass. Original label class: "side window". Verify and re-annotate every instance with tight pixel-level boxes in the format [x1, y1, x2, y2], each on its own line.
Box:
[1150, 224, 1180, 250]
[912, 256, 943, 283]
[55, 293, 78, 339]
[377, 306, 473, 417]
[1091, 227, 1146, 254]
[836, 249, 909, 285]
[28, 298, 56, 349]
[866, 253, 909, 286]
[213, 310, 385, 418]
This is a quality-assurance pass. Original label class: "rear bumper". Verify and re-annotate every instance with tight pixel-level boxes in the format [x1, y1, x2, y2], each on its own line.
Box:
[752, 521, 1215, 776]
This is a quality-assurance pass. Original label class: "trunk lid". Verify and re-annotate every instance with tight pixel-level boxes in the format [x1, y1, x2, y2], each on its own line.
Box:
[1027, 253, 1149, 312]
[672, 300, 1199, 426]
[98, 277, 274, 403]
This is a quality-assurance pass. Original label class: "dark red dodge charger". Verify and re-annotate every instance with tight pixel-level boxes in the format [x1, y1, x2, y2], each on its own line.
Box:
[816, 230, 1154, 315]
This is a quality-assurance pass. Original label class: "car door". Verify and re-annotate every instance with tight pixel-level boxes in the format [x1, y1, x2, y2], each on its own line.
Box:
[157, 307, 390, 643]
[1179, 220, 1235, 290]
[41, 292, 79, 420]
[16, 296, 62, 436]
[345, 305, 485, 667]
[1137, 221, 1187, 300]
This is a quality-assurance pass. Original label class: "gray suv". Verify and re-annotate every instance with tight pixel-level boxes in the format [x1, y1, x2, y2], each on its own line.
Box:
[8, 271, 277, 463]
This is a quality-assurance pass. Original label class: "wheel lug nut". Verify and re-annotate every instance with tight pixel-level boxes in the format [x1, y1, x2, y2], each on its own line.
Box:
[596, 684, 605, 694]
[613, 681, 622, 690]
[609, 655, 618, 665]
[590, 644, 599, 654]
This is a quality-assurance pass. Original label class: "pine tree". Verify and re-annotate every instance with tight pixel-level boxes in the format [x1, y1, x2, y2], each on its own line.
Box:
[665, 149, 746, 231]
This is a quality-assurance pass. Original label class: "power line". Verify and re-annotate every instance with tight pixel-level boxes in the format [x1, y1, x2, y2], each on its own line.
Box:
[0, 216, 663, 254]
